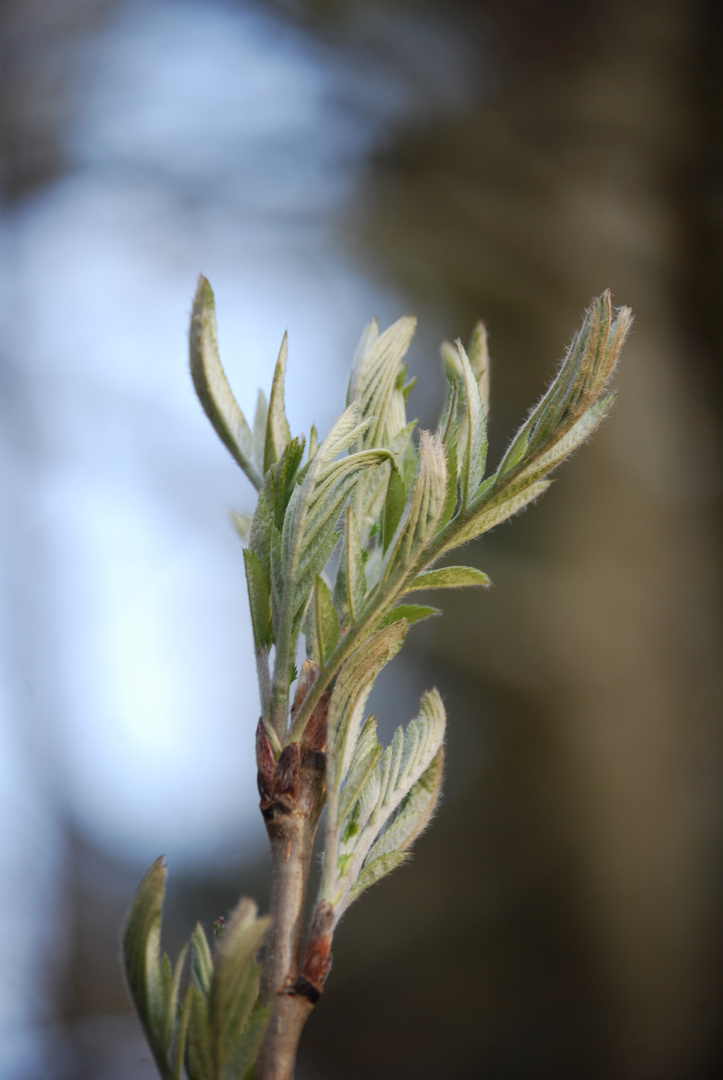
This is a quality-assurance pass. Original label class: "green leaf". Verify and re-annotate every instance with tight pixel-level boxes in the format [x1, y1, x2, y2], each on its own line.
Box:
[209, 897, 270, 1072]
[381, 468, 406, 552]
[122, 858, 192, 1080]
[362, 747, 443, 868]
[349, 315, 417, 447]
[337, 503, 366, 625]
[243, 549, 273, 648]
[252, 389, 268, 474]
[189, 276, 261, 489]
[122, 858, 167, 1064]
[190, 923, 213, 997]
[467, 320, 490, 416]
[378, 604, 439, 629]
[495, 292, 631, 486]
[328, 621, 408, 790]
[455, 340, 488, 507]
[264, 332, 292, 472]
[448, 480, 552, 548]
[313, 575, 340, 665]
[348, 850, 407, 899]
[381, 432, 446, 581]
[230, 510, 252, 544]
[407, 566, 491, 591]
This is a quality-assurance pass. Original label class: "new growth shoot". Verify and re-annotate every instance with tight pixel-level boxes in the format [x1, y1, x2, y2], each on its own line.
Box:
[123, 281, 631, 1080]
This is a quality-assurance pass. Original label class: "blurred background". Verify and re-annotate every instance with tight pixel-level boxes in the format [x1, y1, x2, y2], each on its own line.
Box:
[1, 0, 721, 1077]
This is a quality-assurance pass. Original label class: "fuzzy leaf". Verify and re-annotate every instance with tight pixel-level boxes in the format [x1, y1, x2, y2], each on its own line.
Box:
[209, 898, 270, 1071]
[252, 390, 268, 473]
[328, 620, 408, 790]
[348, 850, 407, 900]
[189, 277, 260, 488]
[122, 858, 167, 1062]
[382, 432, 446, 581]
[496, 292, 630, 486]
[363, 747, 443, 867]
[190, 923, 213, 998]
[449, 480, 552, 548]
[313, 575, 340, 665]
[378, 604, 439, 629]
[350, 315, 416, 447]
[382, 468, 406, 552]
[264, 333, 292, 472]
[407, 566, 491, 591]
[243, 549, 273, 648]
[455, 341, 488, 507]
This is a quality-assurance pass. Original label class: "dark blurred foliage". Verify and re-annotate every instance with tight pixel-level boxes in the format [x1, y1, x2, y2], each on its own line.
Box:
[2, 0, 722, 1078]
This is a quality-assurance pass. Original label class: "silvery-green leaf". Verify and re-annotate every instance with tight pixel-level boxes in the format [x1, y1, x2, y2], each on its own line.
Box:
[189, 277, 261, 489]
[347, 317, 380, 406]
[382, 468, 406, 552]
[224, 1006, 271, 1080]
[122, 858, 167, 1070]
[252, 389, 268, 473]
[337, 715, 382, 825]
[350, 315, 416, 447]
[363, 748, 443, 866]
[173, 986, 193, 1080]
[514, 393, 616, 487]
[467, 321, 490, 416]
[455, 341, 488, 507]
[263, 333, 292, 472]
[281, 405, 389, 590]
[209, 898, 270, 1070]
[186, 987, 213, 1080]
[190, 923, 213, 998]
[448, 480, 552, 548]
[162, 944, 189, 1059]
[312, 575, 340, 665]
[407, 566, 491, 591]
[496, 293, 630, 485]
[308, 424, 319, 462]
[378, 604, 439, 629]
[382, 432, 446, 580]
[328, 620, 407, 790]
[328, 689, 446, 918]
[230, 510, 252, 544]
[243, 549, 273, 648]
[348, 850, 407, 900]
[371, 689, 446, 831]
[336, 504, 366, 624]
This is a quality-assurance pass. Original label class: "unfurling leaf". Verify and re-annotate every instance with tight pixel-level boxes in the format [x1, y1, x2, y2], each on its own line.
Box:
[448, 480, 552, 548]
[378, 604, 440, 629]
[407, 566, 491, 591]
[122, 858, 190, 1080]
[243, 548, 273, 648]
[312, 575, 340, 665]
[189, 276, 261, 489]
[186, 899, 270, 1080]
[264, 333, 292, 472]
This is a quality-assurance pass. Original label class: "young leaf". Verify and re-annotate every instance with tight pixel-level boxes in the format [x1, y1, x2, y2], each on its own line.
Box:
[122, 858, 191, 1080]
[381, 468, 406, 552]
[455, 340, 488, 507]
[448, 480, 552, 549]
[495, 292, 630, 486]
[406, 566, 491, 591]
[243, 548, 273, 648]
[189, 276, 261, 489]
[378, 604, 440, 629]
[252, 389, 268, 473]
[382, 432, 446, 581]
[264, 332, 292, 472]
[350, 315, 417, 447]
[312, 574, 340, 665]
